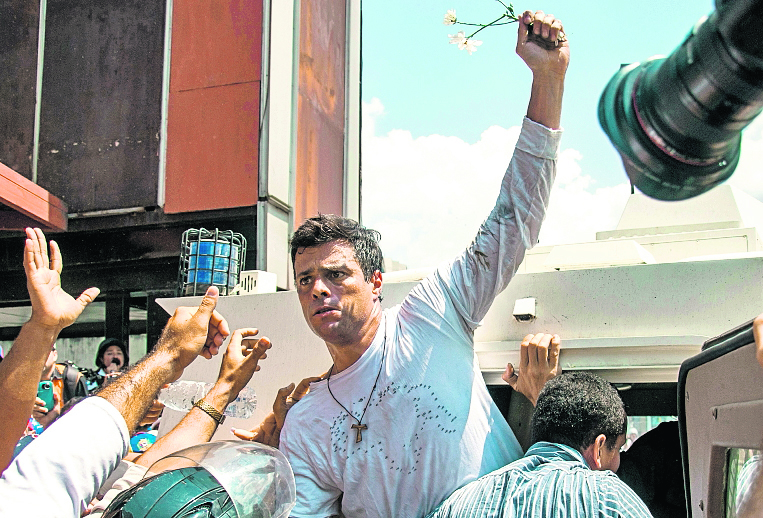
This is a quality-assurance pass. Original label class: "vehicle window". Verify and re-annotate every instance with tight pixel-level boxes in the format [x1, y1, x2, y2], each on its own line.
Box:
[726, 447, 762, 517]
[624, 416, 676, 451]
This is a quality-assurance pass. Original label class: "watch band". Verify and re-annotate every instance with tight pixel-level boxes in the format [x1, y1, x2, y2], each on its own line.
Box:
[192, 398, 226, 425]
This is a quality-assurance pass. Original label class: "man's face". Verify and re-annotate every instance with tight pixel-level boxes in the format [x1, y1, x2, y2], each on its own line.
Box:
[294, 241, 381, 346]
[599, 434, 626, 473]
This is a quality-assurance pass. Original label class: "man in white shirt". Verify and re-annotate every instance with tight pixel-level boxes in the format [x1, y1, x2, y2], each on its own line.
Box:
[278, 9, 569, 518]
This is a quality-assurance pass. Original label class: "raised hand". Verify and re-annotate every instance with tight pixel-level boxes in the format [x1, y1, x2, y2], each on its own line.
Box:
[516, 10, 569, 78]
[24, 228, 100, 331]
[503, 333, 561, 406]
[516, 10, 569, 129]
[215, 328, 272, 404]
[155, 286, 231, 377]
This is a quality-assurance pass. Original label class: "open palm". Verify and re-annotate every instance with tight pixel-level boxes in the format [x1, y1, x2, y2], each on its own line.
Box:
[24, 228, 99, 331]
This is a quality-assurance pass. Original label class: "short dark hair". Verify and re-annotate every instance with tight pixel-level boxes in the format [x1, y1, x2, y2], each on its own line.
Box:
[530, 372, 627, 451]
[290, 214, 384, 282]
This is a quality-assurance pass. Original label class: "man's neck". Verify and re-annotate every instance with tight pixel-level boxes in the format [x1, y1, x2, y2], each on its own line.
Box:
[327, 308, 383, 373]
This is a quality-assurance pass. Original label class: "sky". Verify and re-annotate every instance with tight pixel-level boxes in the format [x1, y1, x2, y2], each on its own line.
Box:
[359, 0, 763, 270]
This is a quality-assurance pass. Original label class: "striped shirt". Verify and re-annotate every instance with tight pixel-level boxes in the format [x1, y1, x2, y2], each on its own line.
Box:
[426, 442, 653, 518]
[736, 455, 762, 511]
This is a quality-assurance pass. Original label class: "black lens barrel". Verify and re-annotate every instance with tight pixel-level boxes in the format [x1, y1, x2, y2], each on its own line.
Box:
[598, 0, 763, 200]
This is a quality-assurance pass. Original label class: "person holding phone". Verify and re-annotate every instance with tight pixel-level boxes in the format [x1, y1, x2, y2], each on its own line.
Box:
[12, 343, 65, 459]
[33, 344, 61, 424]
[36, 381, 55, 412]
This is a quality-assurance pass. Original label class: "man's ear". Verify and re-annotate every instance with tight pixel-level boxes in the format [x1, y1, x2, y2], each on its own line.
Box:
[580, 434, 607, 470]
[371, 270, 383, 300]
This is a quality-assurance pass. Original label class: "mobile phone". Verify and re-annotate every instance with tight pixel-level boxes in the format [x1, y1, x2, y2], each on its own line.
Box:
[37, 381, 55, 411]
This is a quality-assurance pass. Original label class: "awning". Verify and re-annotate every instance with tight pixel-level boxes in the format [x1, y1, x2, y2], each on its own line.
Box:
[0, 162, 67, 232]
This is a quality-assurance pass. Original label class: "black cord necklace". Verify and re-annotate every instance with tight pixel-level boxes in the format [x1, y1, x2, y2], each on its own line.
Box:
[326, 322, 387, 443]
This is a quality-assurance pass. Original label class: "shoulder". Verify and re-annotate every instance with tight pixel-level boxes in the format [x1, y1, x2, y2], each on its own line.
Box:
[400, 268, 459, 319]
[281, 384, 332, 436]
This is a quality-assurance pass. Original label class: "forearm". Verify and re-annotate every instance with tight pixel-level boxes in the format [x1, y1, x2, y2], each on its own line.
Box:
[134, 381, 234, 468]
[97, 350, 179, 435]
[0, 320, 59, 471]
[526, 72, 565, 130]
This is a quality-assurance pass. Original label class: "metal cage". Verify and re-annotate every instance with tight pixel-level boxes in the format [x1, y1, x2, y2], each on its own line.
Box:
[177, 228, 247, 296]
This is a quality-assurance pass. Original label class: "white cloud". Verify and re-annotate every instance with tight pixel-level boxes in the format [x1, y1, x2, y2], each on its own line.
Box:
[539, 163, 630, 247]
[361, 98, 631, 270]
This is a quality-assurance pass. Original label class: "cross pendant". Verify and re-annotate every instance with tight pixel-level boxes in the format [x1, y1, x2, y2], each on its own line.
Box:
[351, 423, 368, 443]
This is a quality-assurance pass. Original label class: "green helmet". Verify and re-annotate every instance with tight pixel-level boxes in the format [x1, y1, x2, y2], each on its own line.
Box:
[103, 466, 237, 517]
[103, 440, 295, 518]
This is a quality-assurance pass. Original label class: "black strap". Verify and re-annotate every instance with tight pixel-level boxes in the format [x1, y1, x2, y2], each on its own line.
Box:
[56, 362, 90, 401]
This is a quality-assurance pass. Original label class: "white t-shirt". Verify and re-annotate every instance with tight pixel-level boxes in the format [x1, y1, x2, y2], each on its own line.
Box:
[280, 117, 562, 518]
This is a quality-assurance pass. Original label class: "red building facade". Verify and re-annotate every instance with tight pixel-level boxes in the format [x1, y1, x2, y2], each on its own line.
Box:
[0, 0, 361, 348]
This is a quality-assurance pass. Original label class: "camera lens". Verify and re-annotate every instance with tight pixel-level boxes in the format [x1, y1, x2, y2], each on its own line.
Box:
[599, 0, 763, 200]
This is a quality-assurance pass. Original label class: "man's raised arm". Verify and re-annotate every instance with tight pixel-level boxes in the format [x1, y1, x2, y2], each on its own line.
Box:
[434, 11, 569, 326]
[0, 228, 99, 472]
[518, 10, 569, 129]
[97, 286, 231, 434]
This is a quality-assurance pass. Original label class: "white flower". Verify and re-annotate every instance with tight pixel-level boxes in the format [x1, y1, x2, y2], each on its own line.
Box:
[462, 38, 482, 55]
[448, 31, 467, 46]
[449, 31, 482, 55]
[443, 9, 457, 25]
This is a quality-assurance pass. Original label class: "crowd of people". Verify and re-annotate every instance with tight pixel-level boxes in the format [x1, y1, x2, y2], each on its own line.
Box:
[1, 8, 762, 518]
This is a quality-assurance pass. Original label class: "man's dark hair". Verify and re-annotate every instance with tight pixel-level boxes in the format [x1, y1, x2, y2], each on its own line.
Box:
[530, 371, 627, 451]
[290, 214, 384, 282]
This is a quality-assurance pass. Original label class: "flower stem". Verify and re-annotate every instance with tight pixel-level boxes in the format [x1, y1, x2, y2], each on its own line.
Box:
[466, 13, 510, 39]
[456, 21, 516, 27]
[495, 0, 515, 17]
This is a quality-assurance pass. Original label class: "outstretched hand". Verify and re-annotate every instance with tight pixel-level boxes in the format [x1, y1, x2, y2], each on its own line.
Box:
[516, 10, 569, 79]
[232, 374, 323, 448]
[216, 328, 272, 403]
[503, 333, 561, 406]
[24, 227, 100, 331]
